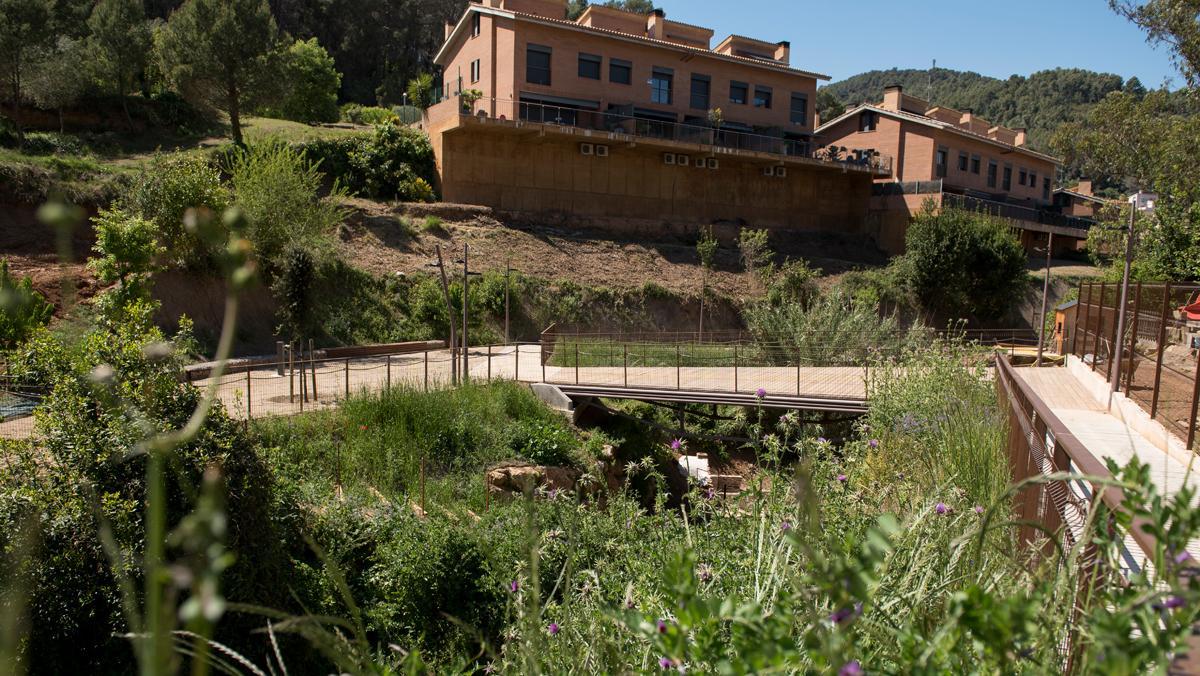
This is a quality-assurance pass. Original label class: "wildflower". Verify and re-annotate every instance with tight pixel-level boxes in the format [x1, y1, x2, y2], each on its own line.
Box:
[935, 502, 949, 515]
[974, 505, 984, 515]
[829, 602, 863, 625]
[670, 438, 684, 451]
[1176, 551, 1193, 565]
[1165, 596, 1186, 610]
[659, 657, 673, 670]
[696, 564, 714, 582]
[624, 597, 636, 610]
[703, 487, 715, 500]
[359, 424, 368, 431]
[817, 437, 829, 444]
[509, 580, 519, 593]
[780, 521, 793, 532]
[839, 660, 863, 676]
[657, 619, 668, 634]
[548, 622, 560, 636]
[837, 474, 848, 484]
[755, 387, 767, 398]
[867, 439, 879, 449]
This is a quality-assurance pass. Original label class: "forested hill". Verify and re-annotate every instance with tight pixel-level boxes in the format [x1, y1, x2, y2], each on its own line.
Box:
[819, 68, 1146, 151]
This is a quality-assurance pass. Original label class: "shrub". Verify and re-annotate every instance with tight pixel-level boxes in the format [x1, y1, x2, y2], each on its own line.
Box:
[269, 38, 342, 124]
[340, 103, 398, 125]
[88, 207, 164, 316]
[898, 204, 1027, 319]
[0, 260, 53, 349]
[229, 141, 347, 273]
[406, 73, 435, 109]
[766, 258, 820, 306]
[738, 227, 773, 278]
[347, 122, 437, 201]
[16, 132, 86, 156]
[506, 420, 580, 467]
[421, 215, 445, 233]
[124, 152, 230, 267]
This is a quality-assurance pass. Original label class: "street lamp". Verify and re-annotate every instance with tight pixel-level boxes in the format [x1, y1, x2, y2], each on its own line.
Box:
[1109, 190, 1157, 409]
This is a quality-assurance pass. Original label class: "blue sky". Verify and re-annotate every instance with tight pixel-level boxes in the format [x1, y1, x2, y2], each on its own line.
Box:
[656, 0, 1178, 87]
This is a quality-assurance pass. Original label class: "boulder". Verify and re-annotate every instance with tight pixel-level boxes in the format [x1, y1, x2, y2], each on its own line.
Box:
[487, 463, 580, 500]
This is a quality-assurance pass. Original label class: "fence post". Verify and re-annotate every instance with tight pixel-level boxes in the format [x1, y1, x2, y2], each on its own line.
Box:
[1152, 282, 1172, 419]
[1189, 353, 1200, 451]
[299, 357, 305, 413]
[246, 370, 252, 420]
[1069, 282, 1086, 356]
[575, 344, 580, 385]
[1091, 282, 1106, 373]
[623, 344, 628, 388]
[309, 339, 317, 402]
[488, 344, 493, 381]
[425, 350, 430, 391]
[734, 343, 739, 393]
[387, 355, 392, 390]
[289, 342, 295, 403]
[676, 345, 681, 390]
[344, 359, 350, 399]
[276, 341, 285, 376]
[1125, 281, 1143, 396]
[515, 344, 520, 382]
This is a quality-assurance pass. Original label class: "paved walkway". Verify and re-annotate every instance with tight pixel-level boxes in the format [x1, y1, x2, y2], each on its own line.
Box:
[1015, 363, 1200, 562]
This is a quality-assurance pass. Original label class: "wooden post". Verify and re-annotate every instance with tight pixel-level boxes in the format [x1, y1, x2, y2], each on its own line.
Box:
[623, 344, 628, 388]
[424, 350, 430, 391]
[1125, 281, 1143, 396]
[1189, 352, 1200, 451]
[246, 370, 252, 420]
[299, 355, 305, 413]
[1152, 282, 1172, 419]
[387, 354, 392, 390]
[1091, 282, 1106, 373]
[309, 339, 317, 402]
[676, 344, 681, 390]
[276, 341, 285, 376]
[435, 244, 457, 386]
[515, 344, 520, 382]
[504, 261, 511, 345]
[1106, 282, 1121, 383]
[344, 359, 350, 399]
[289, 342, 295, 403]
[1069, 282, 1086, 356]
[734, 343, 739, 393]
[488, 344, 492, 381]
[575, 343, 580, 385]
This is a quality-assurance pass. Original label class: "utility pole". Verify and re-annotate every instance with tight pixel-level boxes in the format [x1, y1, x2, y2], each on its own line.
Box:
[1036, 232, 1054, 366]
[431, 245, 458, 386]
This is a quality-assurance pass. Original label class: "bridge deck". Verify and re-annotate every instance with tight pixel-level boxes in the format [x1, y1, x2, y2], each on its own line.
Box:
[1013, 365, 1200, 561]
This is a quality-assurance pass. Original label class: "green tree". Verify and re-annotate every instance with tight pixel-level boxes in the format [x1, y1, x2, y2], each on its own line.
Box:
[88, 0, 152, 130]
[88, 207, 165, 315]
[0, 0, 52, 150]
[567, 0, 655, 19]
[737, 228, 774, 281]
[156, 0, 280, 144]
[815, 88, 845, 124]
[897, 204, 1027, 319]
[406, 72, 435, 108]
[1111, 0, 1200, 87]
[25, 36, 91, 133]
[273, 38, 342, 124]
[0, 258, 52, 349]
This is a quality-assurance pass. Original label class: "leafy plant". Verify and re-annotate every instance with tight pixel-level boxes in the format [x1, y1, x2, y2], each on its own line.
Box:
[124, 152, 230, 268]
[88, 207, 165, 316]
[506, 420, 580, 467]
[0, 259, 52, 350]
[269, 38, 342, 124]
[737, 228, 773, 280]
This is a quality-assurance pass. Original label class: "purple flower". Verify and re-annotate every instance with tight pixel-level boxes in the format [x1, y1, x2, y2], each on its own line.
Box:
[1165, 596, 1186, 610]
[780, 521, 793, 532]
[703, 487, 715, 500]
[659, 657, 673, 670]
[1176, 551, 1193, 565]
[509, 580, 519, 593]
[974, 505, 984, 515]
[839, 660, 863, 676]
[829, 602, 862, 625]
[817, 437, 829, 444]
[548, 622, 560, 636]
[867, 439, 879, 449]
[935, 502, 948, 515]
[697, 564, 713, 582]
[837, 474, 848, 483]
[896, 472, 905, 480]
[755, 388, 767, 399]
[657, 619, 668, 634]
[670, 438, 684, 451]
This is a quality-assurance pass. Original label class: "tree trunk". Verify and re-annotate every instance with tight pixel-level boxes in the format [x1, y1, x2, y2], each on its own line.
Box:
[9, 62, 25, 152]
[58, 108, 64, 134]
[228, 80, 242, 145]
[119, 65, 133, 132]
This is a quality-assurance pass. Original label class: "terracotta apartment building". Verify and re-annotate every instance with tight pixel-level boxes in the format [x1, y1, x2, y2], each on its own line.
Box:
[817, 86, 1089, 254]
[422, 0, 891, 237]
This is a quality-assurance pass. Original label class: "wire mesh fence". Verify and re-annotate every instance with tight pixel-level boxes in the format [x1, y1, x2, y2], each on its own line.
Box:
[1069, 281, 1200, 449]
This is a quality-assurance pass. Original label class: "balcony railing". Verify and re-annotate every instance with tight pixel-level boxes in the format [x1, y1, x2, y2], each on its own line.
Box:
[452, 96, 892, 174]
[943, 193, 1096, 232]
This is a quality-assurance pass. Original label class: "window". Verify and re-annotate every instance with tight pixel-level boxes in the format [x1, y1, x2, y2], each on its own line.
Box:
[470, 59, 480, 83]
[1019, 169, 1027, 186]
[730, 81, 748, 105]
[526, 44, 551, 85]
[1043, 177, 1051, 201]
[1002, 166, 1012, 191]
[650, 68, 673, 104]
[753, 85, 772, 108]
[1029, 172, 1037, 191]
[958, 152, 968, 172]
[789, 93, 808, 125]
[935, 148, 948, 178]
[610, 58, 631, 85]
[578, 53, 601, 80]
[472, 12, 481, 37]
[987, 161, 997, 188]
[859, 111, 878, 132]
[690, 74, 711, 110]
[971, 155, 981, 174]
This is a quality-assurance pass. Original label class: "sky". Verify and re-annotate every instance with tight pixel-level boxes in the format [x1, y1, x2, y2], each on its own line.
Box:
[655, 0, 1179, 87]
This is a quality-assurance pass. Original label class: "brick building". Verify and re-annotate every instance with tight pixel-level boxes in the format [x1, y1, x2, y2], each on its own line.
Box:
[818, 86, 1090, 254]
[423, 0, 891, 238]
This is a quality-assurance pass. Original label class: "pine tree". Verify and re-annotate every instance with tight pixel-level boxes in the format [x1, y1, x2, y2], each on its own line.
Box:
[88, 0, 152, 130]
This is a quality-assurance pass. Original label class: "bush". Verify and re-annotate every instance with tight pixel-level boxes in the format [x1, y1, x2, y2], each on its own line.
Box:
[124, 152, 230, 267]
[506, 420, 580, 467]
[269, 38, 342, 124]
[0, 260, 53, 349]
[16, 132, 86, 156]
[295, 123, 438, 201]
[898, 204, 1027, 319]
[340, 103, 398, 125]
[766, 259, 820, 306]
[229, 141, 347, 273]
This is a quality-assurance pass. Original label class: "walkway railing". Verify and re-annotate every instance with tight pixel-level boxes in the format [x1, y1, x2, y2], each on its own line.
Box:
[1068, 280, 1200, 449]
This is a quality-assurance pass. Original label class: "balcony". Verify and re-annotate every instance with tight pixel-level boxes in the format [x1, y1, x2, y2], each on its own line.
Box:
[442, 96, 893, 175]
[871, 181, 1097, 235]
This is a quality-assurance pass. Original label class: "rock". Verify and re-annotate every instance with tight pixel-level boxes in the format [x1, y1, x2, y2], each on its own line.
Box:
[487, 463, 580, 500]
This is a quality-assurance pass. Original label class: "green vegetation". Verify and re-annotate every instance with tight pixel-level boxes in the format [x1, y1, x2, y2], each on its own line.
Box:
[339, 102, 398, 125]
[268, 38, 343, 124]
[0, 260, 52, 349]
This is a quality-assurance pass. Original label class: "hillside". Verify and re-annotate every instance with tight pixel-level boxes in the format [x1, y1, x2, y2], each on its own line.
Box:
[819, 67, 1144, 153]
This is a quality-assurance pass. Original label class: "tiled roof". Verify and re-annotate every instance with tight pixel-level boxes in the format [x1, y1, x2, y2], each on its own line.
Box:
[818, 104, 1061, 165]
[438, 5, 827, 81]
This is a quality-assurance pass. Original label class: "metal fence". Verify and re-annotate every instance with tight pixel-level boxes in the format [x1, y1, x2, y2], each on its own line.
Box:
[943, 193, 1096, 232]
[1069, 281, 1200, 449]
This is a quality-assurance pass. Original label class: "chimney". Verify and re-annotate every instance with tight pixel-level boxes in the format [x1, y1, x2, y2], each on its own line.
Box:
[1014, 128, 1027, 147]
[1077, 179, 1093, 196]
[646, 8, 665, 40]
[774, 40, 790, 64]
[882, 85, 903, 112]
[445, 19, 455, 41]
